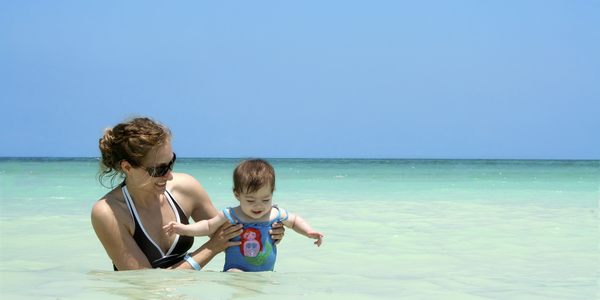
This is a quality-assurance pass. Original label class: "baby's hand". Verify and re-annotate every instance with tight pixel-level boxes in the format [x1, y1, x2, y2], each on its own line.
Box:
[163, 221, 187, 236]
[307, 230, 324, 247]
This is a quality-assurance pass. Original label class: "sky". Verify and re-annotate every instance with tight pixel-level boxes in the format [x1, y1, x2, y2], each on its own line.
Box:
[1, 1, 599, 159]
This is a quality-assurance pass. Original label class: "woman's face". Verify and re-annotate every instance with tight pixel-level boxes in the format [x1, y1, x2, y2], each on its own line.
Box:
[126, 141, 175, 193]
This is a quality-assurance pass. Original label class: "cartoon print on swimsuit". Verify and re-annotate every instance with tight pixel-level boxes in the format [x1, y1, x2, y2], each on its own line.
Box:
[238, 227, 274, 266]
[241, 228, 262, 258]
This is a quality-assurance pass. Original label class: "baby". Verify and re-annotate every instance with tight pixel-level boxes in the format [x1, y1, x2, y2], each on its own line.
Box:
[163, 159, 323, 272]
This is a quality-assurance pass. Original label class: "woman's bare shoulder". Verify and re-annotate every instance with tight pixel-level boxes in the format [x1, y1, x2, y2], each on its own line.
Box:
[169, 172, 201, 189]
[91, 189, 130, 227]
[168, 173, 208, 198]
[168, 172, 218, 221]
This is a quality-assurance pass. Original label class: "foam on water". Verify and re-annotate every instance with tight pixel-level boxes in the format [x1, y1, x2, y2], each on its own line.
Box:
[0, 158, 597, 299]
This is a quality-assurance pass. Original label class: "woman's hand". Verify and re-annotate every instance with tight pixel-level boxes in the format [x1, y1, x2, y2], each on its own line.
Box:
[270, 202, 286, 245]
[205, 221, 243, 253]
[269, 222, 286, 245]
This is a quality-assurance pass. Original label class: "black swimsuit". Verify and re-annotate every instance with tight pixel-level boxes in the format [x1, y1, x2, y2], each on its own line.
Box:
[113, 185, 194, 270]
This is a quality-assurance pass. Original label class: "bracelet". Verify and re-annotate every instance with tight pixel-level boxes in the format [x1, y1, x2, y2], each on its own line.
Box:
[184, 254, 202, 270]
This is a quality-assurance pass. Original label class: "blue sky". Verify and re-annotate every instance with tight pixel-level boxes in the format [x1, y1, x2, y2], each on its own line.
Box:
[1, 1, 598, 159]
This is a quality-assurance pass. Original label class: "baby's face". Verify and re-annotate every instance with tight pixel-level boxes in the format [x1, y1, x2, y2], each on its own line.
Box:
[235, 185, 273, 220]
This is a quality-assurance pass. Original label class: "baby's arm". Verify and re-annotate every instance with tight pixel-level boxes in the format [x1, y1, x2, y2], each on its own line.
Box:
[163, 210, 230, 237]
[281, 212, 323, 247]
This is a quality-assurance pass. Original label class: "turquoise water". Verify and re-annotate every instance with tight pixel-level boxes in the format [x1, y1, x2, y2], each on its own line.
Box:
[0, 158, 598, 299]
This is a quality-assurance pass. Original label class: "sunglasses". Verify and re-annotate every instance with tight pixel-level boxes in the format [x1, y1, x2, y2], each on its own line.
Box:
[145, 153, 176, 177]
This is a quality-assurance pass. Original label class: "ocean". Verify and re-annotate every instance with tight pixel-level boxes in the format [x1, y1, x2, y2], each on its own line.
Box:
[0, 158, 598, 299]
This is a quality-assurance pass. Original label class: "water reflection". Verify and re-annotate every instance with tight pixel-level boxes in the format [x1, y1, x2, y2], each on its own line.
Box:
[86, 269, 314, 299]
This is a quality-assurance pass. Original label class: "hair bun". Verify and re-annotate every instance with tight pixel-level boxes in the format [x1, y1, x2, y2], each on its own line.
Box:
[97, 117, 171, 188]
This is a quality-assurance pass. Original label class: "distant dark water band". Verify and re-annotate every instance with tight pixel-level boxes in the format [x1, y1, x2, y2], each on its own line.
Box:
[1, 157, 598, 167]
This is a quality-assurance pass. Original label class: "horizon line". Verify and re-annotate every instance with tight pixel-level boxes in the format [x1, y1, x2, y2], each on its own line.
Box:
[0, 156, 598, 161]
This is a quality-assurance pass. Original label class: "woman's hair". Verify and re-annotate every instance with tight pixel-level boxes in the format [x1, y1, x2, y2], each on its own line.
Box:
[233, 159, 275, 194]
[98, 117, 172, 188]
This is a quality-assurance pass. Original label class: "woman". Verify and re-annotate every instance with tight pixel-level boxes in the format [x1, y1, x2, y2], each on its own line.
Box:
[91, 117, 285, 270]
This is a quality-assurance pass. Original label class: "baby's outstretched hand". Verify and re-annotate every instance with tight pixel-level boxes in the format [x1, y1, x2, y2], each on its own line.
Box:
[307, 230, 324, 247]
[163, 221, 187, 236]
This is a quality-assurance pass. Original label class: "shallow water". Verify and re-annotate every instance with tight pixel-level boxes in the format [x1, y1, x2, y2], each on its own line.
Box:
[0, 158, 598, 299]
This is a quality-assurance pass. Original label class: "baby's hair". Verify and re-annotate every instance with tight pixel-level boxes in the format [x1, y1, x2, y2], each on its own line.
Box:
[98, 116, 171, 188]
[233, 159, 275, 194]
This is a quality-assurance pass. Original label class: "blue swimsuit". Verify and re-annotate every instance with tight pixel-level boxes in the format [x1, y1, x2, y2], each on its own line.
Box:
[222, 206, 288, 272]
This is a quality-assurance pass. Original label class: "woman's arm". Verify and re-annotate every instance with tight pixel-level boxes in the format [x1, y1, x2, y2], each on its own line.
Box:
[166, 173, 244, 269]
[172, 173, 285, 244]
[91, 198, 153, 270]
[166, 221, 244, 270]
[166, 174, 286, 269]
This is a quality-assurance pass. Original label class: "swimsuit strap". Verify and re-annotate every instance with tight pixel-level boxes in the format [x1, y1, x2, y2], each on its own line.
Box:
[223, 207, 241, 224]
[272, 206, 289, 223]
[222, 206, 288, 224]
[121, 186, 136, 227]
